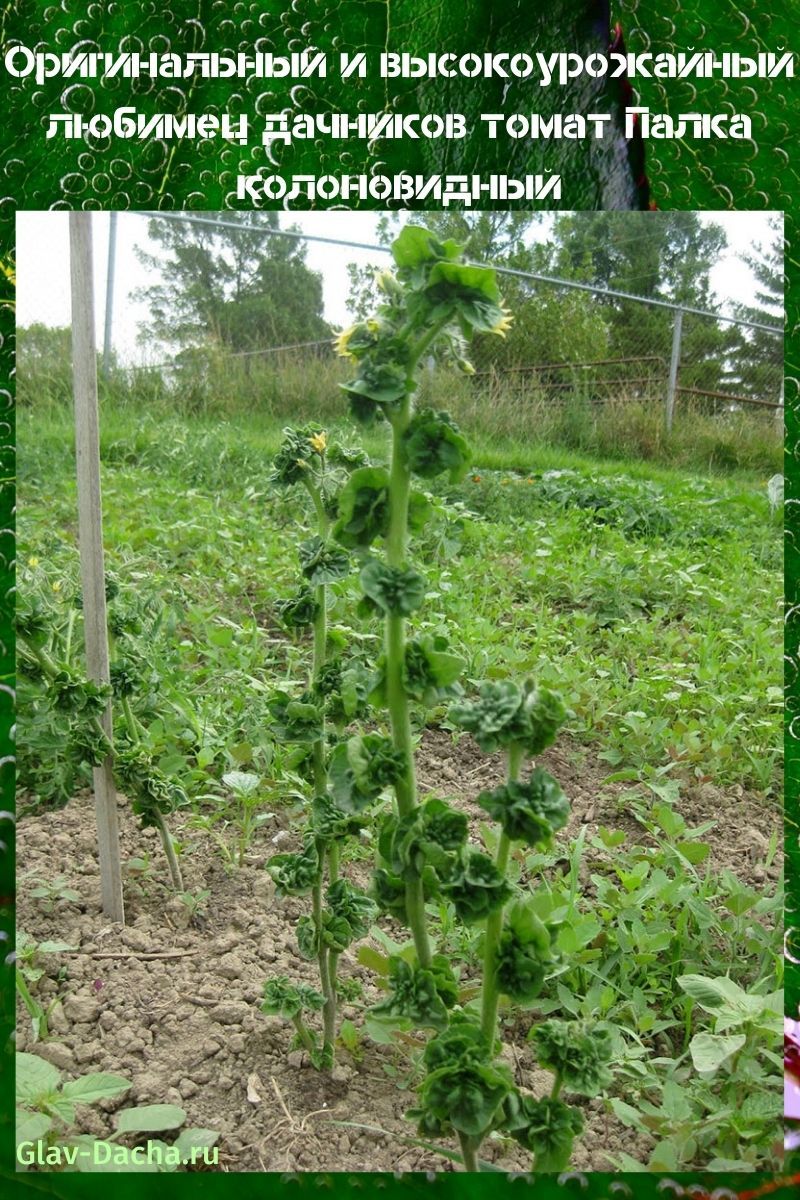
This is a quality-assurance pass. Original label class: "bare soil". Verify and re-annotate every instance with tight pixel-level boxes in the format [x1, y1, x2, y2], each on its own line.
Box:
[16, 729, 780, 1173]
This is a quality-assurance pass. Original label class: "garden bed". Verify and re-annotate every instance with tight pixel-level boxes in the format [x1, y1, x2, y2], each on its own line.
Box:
[17, 729, 780, 1173]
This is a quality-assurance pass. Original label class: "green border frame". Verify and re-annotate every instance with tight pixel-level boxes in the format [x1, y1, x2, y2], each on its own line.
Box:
[1, 0, 798, 1195]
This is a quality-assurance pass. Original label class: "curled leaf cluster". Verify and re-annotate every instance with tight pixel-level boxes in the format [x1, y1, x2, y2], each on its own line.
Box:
[359, 559, 426, 616]
[370, 954, 458, 1031]
[310, 793, 366, 843]
[495, 900, 558, 1002]
[410, 1016, 514, 1137]
[450, 680, 567, 755]
[500, 1092, 584, 1171]
[477, 768, 570, 848]
[402, 408, 471, 484]
[115, 746, 188, 829]
[320, 879, 378, 951]
[328, 733, 404, 812]
[529, 1019, 614, 1098]
[439, 848, 513, 926]
[371, 634, 465, 708]
[268, 690, 323, 744]
[51, 670, 111, 716]
[275, 587, 320, 630]
[267, 835, 320, 897]
[298, 536, 351, 587]
[261, 976, 325, 1019]
[378, 798, 468, 881]
[271, 423, 326, 487]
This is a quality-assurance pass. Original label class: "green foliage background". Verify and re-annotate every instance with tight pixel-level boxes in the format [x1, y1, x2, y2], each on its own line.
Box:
[1, 0, 797, 1195]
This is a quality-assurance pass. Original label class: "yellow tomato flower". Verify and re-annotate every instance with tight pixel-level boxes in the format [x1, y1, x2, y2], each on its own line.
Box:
[52, 581, 62, 592]
[490, 306, 514, 338]
[310, 431, 327, 455]
[27, 555, 40, 568]
[333, 326, 357, 360]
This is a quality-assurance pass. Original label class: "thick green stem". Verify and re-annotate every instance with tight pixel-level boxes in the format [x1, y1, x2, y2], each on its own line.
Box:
[480, 831, 511, 1045]
[458, 1132, 480, 1172]
[291, 1013, 316, 1054]
[121, 695, 140, 745]
[310, 579, 327, 796]
[551, 1070, 563, 1101]
[324, 950, 339, 1047]
[385, 396, 432, 969]
[480, 744, 524, 1046]
[327, 841, 340, 884]
[154, 809, 184, 892]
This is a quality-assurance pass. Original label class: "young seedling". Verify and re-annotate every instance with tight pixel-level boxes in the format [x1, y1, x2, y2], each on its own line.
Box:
[176, 888, 210, 926]
[16, 1052, 219, 1172]
[25, 875, 81, 915]
[13, 931, 76, 1042]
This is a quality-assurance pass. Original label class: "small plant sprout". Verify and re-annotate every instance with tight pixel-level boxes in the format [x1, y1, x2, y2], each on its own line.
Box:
[13, 932, 76, 1042]
[265, 423, 378, 1068]
[176, 888, 210, 925]
[16, 1052, 219, 1172]
[25, 874, 81, 914]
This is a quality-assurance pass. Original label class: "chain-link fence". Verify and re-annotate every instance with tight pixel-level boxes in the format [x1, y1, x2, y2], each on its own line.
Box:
[86, 212, 787, 442]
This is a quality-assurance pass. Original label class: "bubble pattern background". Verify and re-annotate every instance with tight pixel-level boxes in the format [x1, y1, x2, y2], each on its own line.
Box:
[0, 0, 797, 1194]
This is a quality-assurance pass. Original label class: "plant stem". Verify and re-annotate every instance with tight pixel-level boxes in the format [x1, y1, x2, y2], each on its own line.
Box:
[480, 744, 523, 1046]
[551, 1071, 563, 1100]
[291, 1014, 316, 1054]
[16, 969, 47, 1040]
[385, 396, 432, 969]
[324, 950, 340, 1046]
[121, 695, 140, 745]
[153, 809, 184, 891]
[480, 830, 511, 1045]
[458, 1132, 479, 1172]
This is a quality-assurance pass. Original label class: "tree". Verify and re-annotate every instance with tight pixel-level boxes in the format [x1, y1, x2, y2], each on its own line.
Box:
[552, 212, 734, 394]
[729, 216, 784, 403]
[134, 215, 330, 354]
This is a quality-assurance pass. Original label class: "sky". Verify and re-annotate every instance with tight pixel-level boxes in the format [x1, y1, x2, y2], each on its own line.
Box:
[16, 209, 781, 365]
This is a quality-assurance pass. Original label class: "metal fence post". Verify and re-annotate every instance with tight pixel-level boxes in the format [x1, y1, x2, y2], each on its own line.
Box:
[102, 211, 118, 380]
[665, 308, 683, 433]
[777, 376, 785, 432]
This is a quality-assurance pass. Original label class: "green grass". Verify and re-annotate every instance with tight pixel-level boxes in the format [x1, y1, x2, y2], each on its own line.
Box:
[18, 349, 783, 478]
[17, 401, 782, 1173]
[18, 402, 782, 800]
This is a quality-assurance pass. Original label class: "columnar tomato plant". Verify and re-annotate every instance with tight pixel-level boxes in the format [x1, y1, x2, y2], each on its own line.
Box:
[334, 226, 613, 1170]
[264, 426, 378, 1068]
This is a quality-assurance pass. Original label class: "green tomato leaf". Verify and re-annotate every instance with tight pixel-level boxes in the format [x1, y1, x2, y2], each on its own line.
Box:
[530, 1019, 613, 1097]
[477, 768, 569, 847]
[439, 849, 512, 925]
[360, 559, 426, 616]
[298, 536, 351, 586]
[115, 1104, 186, 1134]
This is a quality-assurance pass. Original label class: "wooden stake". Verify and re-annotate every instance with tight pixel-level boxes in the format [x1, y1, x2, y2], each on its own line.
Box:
[69, 212, 125, 925]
